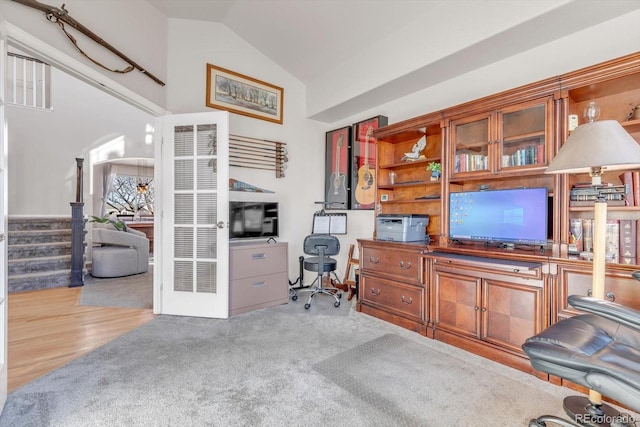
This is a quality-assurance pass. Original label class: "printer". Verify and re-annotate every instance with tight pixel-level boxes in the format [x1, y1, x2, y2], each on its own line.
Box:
[376, 214, 429, 242]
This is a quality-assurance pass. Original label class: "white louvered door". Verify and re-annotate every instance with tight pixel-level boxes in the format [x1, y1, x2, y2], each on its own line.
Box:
[159, 112, 229, 318]
[0, 14, 8, 409]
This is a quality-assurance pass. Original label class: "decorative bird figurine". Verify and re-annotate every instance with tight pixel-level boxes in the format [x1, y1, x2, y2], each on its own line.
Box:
[402, 135, 426, 161]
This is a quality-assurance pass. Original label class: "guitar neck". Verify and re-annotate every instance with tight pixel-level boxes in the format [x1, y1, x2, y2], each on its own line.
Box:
[363, 128, 372, 166]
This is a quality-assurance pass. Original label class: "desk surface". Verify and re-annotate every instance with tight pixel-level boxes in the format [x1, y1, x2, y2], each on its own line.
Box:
[126, 222, 153, 228]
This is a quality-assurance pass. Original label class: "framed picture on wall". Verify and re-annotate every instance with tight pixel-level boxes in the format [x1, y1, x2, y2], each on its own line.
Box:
[351, 115, 388, 210]
[324, 126, 351, 209]
[206, 63, 284, 124]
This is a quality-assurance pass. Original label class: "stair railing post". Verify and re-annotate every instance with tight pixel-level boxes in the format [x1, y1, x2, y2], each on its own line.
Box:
[70, 158, 86, 287]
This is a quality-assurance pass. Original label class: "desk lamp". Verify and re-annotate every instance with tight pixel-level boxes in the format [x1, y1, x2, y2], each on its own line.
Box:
[546, 116, 640, 423]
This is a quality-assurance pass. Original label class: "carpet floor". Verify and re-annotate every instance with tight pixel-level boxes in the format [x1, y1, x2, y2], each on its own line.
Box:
[0, 298, 608, 426]
[80, 271, 153, 309]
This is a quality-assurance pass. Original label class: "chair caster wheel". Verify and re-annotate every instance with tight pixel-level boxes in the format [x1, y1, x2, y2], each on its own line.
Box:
[291, 295, 298, 301]
[304, 303, 311, 309]
[528, 420, 545, 427]
[338, 293, 342, 299]
[334, 301, 340, 307]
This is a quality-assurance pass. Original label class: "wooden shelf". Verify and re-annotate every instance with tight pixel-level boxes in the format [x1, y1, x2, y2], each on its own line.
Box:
[378, 156, 440, 170]
[378, 180, 440, 190]
[381, 198, 441, 204]
[502, 130, 544, 143]
[569, 205, 639, 212]
[622, 118, 640, 134]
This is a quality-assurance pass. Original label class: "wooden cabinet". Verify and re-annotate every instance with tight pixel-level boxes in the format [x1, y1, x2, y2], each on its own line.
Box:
[358, 52, 640, 379]
[375, 116, 444, 239]
[357, 239, 427, 334]
[429, 252, 547, 373]
[449, 98, 553, 178]
[229, 241, 288, 316]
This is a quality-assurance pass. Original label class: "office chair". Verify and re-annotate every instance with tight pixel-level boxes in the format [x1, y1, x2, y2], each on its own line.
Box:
[292, 234, 342, 309]
[522, 295, 640, 427]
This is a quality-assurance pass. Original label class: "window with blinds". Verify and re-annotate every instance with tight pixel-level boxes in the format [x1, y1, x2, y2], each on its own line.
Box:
[173, 124, 218, 294]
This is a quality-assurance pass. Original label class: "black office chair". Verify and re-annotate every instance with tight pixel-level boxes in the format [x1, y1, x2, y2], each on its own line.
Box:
[292, 234, 342, 309]
[522, 295, 640, 427]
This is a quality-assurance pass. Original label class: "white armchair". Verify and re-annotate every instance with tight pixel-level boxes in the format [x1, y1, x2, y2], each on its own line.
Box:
[91, 222, 149, 278]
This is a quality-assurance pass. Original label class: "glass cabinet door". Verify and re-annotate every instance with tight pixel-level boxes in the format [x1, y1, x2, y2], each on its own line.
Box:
[497, 101, 549, 171]
[451, 114, 491, 175]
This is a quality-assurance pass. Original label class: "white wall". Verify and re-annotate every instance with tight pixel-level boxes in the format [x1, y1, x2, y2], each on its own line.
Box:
[165, 19, 333, 285]
[6, 67, 154, 216]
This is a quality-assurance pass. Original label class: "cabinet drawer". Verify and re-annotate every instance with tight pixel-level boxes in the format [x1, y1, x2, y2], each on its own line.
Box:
[230, 245, 286, 279]
[230, 272, 288, 313]
[431, 253, 542, 280]
[361, 275, 423, 320]
[557, 264, 640, 318]
[361, 246, 421, 282]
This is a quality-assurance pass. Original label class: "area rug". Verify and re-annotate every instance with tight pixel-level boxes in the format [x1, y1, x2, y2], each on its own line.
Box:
[270, 288, 354, 317]
[313, 333, 574, 426]
[79, 271, 152, 309]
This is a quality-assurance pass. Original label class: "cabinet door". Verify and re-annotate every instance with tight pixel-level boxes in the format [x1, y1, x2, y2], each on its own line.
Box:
[450, 112, 492, 177]
[496, 98, 552, 172]
[432, 268, 481, 337]
[482, 279, 544, 353]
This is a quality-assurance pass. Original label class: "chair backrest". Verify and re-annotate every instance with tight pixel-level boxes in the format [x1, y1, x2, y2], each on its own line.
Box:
[303, 234, 340, 256]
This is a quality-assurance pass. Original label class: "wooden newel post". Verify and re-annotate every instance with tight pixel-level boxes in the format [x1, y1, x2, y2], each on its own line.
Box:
[70, 158, 86, 287]
[75, 158, 83, 203]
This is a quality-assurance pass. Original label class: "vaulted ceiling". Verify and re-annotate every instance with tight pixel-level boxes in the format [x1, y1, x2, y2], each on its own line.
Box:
[146, 0, 640, 122]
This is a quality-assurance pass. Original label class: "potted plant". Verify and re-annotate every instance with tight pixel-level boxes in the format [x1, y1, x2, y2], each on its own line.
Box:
[426, 162, 441, 181]
[90, 215, 127, 231]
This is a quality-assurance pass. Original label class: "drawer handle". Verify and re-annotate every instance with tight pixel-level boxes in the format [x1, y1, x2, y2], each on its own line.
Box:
[400, 295, 413, 305]
[399, 261, 411, 270]
[370, 288, 381, 296]
[369, 256, 380, 264]
[587, 290, 615, 302]
[252, 253, 266, 260]
[253, 281, 266, 288]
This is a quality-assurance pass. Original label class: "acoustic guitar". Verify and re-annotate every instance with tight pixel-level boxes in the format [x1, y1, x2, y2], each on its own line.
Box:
[355, 126, 375, 205]
[327, 133, 347, 202]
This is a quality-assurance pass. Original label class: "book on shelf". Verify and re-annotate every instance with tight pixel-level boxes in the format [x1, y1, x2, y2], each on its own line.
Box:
[572, 182, 615, 188]
[570, 184, 627, 195]
[619, 219, 637, 264]
[618, 171, 640, 207]
[606, 219, 620, 262]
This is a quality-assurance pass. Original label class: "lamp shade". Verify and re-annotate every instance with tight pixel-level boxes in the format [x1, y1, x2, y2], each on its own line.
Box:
[546, 120, 640, 174]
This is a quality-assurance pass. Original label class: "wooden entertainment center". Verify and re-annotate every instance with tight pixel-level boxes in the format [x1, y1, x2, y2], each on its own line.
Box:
[357, 51, 640, 377]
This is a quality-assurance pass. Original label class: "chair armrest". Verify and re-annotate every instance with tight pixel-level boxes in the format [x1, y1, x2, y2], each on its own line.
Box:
[568, 295, 640, 331]
[93, 228, 149, 251]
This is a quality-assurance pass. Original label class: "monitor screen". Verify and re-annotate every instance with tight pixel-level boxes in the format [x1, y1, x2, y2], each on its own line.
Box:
[449, 187, 548, 245]
[230, 201, 279, 240]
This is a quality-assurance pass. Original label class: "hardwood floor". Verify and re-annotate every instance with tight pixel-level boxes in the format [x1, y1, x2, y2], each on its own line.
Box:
[8, 286, 156, 392]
